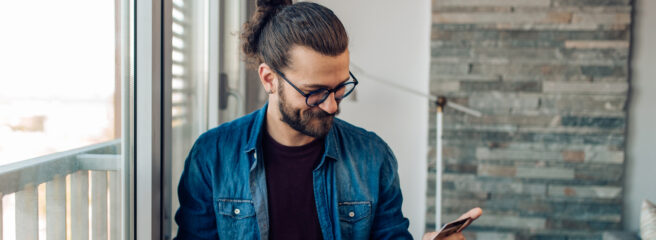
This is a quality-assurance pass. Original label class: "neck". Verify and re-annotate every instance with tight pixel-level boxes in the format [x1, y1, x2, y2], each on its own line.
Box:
[265, 103, 316, 147]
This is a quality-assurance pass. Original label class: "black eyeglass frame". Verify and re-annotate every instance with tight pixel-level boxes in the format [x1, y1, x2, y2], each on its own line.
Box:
[274, 69, 359, 107]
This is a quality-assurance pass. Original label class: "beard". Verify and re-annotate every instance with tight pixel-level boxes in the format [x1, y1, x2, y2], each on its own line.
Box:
[278, 84, 339, 138]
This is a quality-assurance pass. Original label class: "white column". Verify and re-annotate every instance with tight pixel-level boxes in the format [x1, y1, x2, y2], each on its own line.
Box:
[435, 108, 443, 229]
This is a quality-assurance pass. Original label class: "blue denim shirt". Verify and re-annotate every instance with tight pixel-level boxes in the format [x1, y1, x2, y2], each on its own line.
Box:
[174, 104, 412, 240]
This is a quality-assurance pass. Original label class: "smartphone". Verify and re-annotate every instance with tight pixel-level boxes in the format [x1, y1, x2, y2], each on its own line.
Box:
[433, 217, 472, 240]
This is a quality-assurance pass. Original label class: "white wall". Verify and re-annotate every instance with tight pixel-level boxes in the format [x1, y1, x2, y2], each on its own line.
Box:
[624, 0, 656, 233]
[311, 0, 431, 238]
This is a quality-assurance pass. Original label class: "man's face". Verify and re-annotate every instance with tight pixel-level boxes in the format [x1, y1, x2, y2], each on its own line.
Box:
[275, 46, 350, 138]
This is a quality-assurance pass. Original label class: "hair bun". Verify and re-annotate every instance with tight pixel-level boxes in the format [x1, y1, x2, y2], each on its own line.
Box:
[256, 0, 292, 8]
[241, 0, 292, 66]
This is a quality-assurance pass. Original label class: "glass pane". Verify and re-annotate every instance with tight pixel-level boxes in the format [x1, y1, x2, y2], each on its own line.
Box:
[0, 0, 133, 239]
[169, 0, 248, 237]
[219, 0, 247, 123]
[170, 0, 210, 236]
[0, 2, 116, 165]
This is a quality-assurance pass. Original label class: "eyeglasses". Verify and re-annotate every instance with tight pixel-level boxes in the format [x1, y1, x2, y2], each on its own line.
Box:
[274, 69, 359, 107]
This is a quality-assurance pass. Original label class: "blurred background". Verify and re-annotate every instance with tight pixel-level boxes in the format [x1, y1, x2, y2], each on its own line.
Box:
[0, 0, 654, 239]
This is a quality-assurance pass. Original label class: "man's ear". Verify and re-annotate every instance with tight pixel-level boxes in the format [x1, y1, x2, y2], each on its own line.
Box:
[258, 63, 277, 94]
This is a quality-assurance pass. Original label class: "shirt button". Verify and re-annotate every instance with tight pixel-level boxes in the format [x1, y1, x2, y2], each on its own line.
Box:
[234, 208, 241, 215]
[348, 211, 355, 217]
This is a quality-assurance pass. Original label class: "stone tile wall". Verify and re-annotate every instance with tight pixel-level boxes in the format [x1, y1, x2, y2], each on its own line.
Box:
[427, 0, 632, 239]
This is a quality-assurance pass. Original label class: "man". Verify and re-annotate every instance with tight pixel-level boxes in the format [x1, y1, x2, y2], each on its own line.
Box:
[174, 1, 481, 239]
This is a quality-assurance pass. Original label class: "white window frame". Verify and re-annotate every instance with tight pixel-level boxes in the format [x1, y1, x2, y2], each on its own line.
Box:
[134, 0, 164, 239]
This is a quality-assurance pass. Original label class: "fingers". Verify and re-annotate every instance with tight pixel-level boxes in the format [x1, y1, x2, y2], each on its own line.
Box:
[443, 233, 465, 240]
[457, 207, 483, 220]
[454, 207, 482, 232]
[422, 232, 438, 240]
[423, 232, 465, 240]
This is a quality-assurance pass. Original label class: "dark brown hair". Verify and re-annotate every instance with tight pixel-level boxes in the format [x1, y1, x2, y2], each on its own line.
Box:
[240, 0, 349, 71]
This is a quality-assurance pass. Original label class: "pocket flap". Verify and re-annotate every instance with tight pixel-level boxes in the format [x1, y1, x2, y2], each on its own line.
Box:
[338, 201, 371, 223]
[216, 199, 256, 219]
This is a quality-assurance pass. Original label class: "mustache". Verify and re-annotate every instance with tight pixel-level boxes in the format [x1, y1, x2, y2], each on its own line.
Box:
[305, 108, 339, 119]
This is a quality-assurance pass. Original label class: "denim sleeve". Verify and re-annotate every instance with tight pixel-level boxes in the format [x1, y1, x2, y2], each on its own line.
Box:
[174, 141, 219, 240]
[370, 142, 413, 239]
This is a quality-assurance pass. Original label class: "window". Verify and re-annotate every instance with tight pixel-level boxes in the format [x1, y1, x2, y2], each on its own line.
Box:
[1, 0, 247, 239]
[0, 0, 133, 239]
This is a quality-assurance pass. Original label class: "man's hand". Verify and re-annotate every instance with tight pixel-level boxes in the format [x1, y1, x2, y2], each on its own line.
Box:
[421, 207, 483, 240]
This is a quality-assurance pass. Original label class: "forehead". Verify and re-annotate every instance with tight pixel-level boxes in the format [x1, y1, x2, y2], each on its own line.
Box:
[285, 45, 350, 85]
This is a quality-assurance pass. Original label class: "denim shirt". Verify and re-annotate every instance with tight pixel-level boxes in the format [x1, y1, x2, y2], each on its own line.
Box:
[174, 104, 412, 240]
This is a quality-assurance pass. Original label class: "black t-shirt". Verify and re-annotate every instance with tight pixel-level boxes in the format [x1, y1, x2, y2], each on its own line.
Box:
[262, 130, 325, 240]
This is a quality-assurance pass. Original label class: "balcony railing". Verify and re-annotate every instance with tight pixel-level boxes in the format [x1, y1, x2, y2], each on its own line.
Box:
[0, 140, 122, 240]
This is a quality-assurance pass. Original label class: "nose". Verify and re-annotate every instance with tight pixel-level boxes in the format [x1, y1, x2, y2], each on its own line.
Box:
[318, 92, 338, 114]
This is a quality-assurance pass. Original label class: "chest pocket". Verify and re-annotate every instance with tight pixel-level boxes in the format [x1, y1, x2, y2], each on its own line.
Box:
[214, 199, 259, 239]
[338, 201, 372, 240]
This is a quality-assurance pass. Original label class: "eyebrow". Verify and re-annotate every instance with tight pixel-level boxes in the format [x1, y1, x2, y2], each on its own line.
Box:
[302, 76, 351, 89]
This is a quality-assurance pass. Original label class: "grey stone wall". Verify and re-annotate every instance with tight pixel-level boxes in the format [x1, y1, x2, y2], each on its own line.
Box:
[427, 0, 632, 239]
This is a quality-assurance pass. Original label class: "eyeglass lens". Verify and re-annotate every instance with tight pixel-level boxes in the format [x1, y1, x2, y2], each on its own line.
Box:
[306, 82, 356, 106]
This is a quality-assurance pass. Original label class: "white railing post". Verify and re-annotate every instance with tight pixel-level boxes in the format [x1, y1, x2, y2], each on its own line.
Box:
[71, 171, 89, 240]
[91, 171, 108, 240]
[109, 171, 121, 240]
[0, 192, 3, 240]
[16, 184, 38, 240]
[46, 175, 66, 240]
